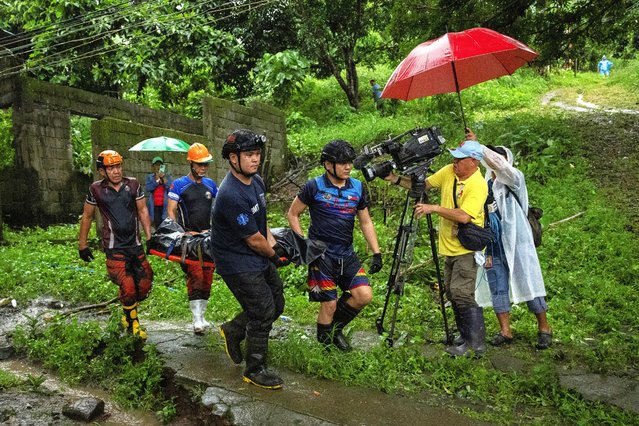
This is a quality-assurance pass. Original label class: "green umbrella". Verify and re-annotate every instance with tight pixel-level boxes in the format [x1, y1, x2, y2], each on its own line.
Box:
[129, 136, 191, 153]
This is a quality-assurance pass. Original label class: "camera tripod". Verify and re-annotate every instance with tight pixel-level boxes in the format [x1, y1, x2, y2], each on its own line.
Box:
[375, 174, 453, 347]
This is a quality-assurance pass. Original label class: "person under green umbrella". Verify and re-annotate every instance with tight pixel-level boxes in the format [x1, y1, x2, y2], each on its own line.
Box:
[145, 156, 173, 229]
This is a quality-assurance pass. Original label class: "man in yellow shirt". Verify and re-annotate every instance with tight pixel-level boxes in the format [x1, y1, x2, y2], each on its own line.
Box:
[386, 138, 488, 356]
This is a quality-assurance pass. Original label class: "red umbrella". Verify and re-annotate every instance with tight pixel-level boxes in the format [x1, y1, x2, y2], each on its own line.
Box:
[381, 28, 538, 128]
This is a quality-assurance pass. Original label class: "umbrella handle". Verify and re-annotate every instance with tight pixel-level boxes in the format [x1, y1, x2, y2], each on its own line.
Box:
[456, 90, 467, 130]
[450, 61, 467, 130]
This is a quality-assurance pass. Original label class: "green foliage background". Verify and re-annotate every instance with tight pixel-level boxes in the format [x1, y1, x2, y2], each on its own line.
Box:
[2, 61, 639, 424]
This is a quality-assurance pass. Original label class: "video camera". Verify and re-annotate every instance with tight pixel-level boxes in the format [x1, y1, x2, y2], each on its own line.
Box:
[354, 127, 446, 182]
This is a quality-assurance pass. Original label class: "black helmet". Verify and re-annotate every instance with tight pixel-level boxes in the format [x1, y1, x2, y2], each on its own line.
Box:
[320, 139, 356, 164]
[222, 129, 266, 159]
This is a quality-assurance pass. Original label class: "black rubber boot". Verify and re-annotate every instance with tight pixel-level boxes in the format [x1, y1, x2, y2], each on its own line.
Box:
[243, 333, 283, 390]
[445, 306, 486, 357]
[452, 303, 466, 346]
[330, 297, 360, 352]
[220, 312, 248, 365]
[316, 323, 333, 347]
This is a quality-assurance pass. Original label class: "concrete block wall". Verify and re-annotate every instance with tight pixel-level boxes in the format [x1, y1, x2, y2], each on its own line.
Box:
[0, 78, 289, 227]
[91, 118, 207, 186]
[203, 97, 288, 186]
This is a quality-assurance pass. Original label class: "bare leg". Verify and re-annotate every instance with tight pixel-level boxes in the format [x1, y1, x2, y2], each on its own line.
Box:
[318, 300, 337, 325]
[535, 311, 551, 333]
[496, 312, 513, 338]
[348, 286, 373, 310]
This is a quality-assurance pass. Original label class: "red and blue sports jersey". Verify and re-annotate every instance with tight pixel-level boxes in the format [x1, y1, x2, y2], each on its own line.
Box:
[86, 177, 144, 250]
[298, 174, 368, 255]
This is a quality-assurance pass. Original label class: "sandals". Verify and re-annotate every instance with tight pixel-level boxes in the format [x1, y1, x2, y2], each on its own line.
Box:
[536, 331, 553, 350]
[491, 332, 514, 346]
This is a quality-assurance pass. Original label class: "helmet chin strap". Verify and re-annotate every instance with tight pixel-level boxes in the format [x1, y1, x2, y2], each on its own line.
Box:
[230, 152, 257, 177]
[101, 167, 120, 186]
[324, 162, 342, 182]
[189, 163, 206, 180]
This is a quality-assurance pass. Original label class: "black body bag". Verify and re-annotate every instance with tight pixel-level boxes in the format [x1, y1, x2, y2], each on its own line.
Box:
[453, 179, 495, 251]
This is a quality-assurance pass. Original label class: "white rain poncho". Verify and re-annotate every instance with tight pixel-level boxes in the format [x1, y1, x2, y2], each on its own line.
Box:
[475, 146, 546, 306]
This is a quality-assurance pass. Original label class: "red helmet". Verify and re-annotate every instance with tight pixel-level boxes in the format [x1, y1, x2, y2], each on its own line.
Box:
[187, 143, 213, 163]
[96, 150, 123, 169]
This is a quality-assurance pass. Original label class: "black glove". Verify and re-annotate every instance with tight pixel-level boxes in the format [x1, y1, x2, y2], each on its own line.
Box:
[145, 239, 151, 255]
[79, 247, 94, 262]
[273, 243, 289, 259]
[369, 253, 383, 274]
[269, 244, 291, 267]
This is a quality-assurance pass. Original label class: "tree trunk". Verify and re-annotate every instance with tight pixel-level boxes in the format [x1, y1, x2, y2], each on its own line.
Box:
[321, 47, 360, 110]
[343, 45, 360, 110]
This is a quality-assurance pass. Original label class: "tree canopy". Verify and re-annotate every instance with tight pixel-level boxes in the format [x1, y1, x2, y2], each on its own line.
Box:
[1, 0, 637, 111]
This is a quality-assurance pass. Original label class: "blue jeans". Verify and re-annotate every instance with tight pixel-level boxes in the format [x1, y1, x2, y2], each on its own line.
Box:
[486, 251, 547, 314]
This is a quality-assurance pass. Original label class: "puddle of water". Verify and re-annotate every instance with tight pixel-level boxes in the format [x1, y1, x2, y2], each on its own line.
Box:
[0, 358, 161, 425]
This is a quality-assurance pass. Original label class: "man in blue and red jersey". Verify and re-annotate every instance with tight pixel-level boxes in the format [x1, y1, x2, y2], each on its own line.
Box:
[78, 150, 154, 339]
[287, 140, 383, 351]
[167, 143, 218, 334]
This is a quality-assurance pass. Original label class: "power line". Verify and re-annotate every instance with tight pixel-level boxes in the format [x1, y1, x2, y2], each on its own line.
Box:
[0, 0, 216, 56]
[0, 0, 259, 74]
[0, 0, 274, 79]
[0, 0, 138, 49]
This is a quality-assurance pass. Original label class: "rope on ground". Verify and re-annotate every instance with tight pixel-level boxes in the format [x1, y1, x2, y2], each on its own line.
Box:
[547, 211, 585, 228]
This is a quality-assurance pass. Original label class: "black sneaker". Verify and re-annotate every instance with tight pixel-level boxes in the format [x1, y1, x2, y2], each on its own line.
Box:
[242, 366, 283, 390]
[220, 323, 243, 364]
[491, 332, 514, 346]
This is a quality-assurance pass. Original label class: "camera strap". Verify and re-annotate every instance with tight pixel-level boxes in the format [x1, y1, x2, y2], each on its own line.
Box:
[453, 178, 489, 227]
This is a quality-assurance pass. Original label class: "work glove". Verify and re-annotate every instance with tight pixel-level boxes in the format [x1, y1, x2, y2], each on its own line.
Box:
[269, 243, 291, 268]
[79, 247, 94, 262]
[145, 239, 151, 255]
[369, 253, 383, 274]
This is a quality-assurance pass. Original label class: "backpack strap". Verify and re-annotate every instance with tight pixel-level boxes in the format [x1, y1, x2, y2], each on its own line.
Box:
[505, 186, 525, 213]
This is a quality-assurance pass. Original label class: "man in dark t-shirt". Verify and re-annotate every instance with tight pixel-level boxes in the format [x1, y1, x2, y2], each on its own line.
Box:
[78, 150, 154, 339]
[168, 143, 218, 335]
[287, 139, 382, 351]
[211, 129, 288, 390]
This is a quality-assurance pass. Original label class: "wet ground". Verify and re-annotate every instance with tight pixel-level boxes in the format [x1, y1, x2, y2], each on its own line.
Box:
[1, 299, 491, 426]
[543, 90, 639, 230]
[146, 321, 487, 426]
[2, 95, 639, 425]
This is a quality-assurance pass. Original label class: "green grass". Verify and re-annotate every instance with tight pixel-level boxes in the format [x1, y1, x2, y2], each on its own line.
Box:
[3, 61, 639, 424]
[0, 369, 23, 390]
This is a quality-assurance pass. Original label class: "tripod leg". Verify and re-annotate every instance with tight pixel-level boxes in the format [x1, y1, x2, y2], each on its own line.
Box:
[424, 199, 453, 345]
[376, 192, 412, 337]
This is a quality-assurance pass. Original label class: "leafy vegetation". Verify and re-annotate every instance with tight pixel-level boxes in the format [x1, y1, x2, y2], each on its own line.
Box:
[0, 109, 14, 171]
[2, 2, 639, 421]
[3, 0, 638, 110]
[2, 61, 639, 424]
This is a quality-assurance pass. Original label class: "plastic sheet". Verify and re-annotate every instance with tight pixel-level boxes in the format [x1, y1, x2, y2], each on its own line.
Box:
[148, 218, 214, 267]
[271, 228, 326, 266]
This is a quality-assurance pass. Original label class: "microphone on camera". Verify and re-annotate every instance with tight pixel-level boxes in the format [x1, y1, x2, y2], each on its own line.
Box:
[353, 153, 374, 170]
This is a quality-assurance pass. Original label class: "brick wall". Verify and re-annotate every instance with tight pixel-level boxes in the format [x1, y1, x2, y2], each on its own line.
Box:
[91, 118, 206, 185]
